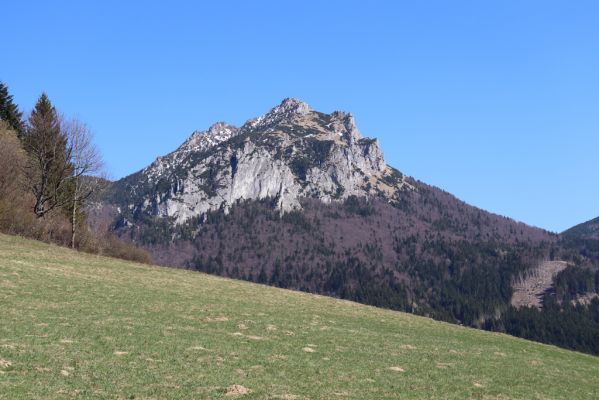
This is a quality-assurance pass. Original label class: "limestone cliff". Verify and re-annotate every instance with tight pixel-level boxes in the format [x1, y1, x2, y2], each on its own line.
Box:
[110, 98, 413, 225]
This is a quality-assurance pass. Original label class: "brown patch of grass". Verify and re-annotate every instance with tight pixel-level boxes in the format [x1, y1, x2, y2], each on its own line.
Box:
[205, 316, 230, 322]
[400, 344, 417, 350]
[225, 384, 250, 396]
[246, 335, 266, 341]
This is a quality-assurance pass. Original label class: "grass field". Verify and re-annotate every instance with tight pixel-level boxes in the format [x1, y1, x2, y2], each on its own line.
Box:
[0, 234, 598, 399]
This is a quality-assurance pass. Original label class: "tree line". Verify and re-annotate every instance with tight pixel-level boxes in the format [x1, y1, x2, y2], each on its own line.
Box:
[0, 81, 148, 261]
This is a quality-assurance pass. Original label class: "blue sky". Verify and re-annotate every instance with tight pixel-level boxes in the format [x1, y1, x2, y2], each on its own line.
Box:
[2, 1, 598, 232]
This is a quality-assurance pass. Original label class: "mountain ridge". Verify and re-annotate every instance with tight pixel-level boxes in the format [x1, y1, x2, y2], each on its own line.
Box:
[563, 216, 599, 239]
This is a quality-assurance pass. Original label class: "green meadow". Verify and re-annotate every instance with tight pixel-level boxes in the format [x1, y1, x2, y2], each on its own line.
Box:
[0, 234, 597, 399]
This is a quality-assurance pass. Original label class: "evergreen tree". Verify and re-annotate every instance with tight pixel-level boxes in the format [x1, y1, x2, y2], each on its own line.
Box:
[22, 93, 73, 218]
[257, 265, 268, 283]
[0, 81, 24, 136]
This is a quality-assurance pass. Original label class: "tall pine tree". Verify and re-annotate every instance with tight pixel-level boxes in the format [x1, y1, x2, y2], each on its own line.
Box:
[0, 81, 24, 136]
[22, 93, 73, 218]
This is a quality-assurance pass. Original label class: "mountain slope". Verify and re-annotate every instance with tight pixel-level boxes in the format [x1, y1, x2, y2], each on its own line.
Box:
[94, 99, 599, 354]
[563, 216, 599, 239]
[1, 233, 598, 399]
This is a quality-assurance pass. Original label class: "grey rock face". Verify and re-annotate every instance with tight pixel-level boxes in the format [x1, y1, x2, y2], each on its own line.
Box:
[114, 98, 413, 225]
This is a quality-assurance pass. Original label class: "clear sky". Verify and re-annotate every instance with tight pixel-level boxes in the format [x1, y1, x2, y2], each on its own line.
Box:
[2, 1, 598, 233]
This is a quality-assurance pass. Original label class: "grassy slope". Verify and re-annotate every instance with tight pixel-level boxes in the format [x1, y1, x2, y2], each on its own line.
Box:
[0, 234, 597, 400]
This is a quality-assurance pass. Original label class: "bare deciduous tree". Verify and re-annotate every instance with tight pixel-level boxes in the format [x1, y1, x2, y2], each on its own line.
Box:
[63, 118, 105, 248]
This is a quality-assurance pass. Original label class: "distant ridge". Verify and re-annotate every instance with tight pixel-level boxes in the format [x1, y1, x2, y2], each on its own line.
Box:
[563, 216, 599, 239]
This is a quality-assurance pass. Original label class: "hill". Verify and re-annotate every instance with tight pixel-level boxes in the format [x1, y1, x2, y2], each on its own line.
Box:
[92, 99, 599, 354]
[563, 216, 599, 240]
[0, 234, 598, 399]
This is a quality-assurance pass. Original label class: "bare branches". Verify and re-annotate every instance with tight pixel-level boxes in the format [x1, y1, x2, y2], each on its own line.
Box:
[62, 117, 105, 247]
[63, 118, 104, 194]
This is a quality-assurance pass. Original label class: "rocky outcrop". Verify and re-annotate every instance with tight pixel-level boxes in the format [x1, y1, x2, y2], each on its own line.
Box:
[110, 98, 413, 225]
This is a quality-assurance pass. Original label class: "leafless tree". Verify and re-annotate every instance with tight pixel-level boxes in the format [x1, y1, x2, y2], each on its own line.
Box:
[63, 118, 105, 248]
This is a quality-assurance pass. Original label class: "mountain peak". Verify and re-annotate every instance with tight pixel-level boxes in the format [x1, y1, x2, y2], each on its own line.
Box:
[177, 121, 239, 156]
[242, 98, 312, 132]
[277, 97, 312, 114]
[206, 121, 238, 136]
[124, 98, 408, 225]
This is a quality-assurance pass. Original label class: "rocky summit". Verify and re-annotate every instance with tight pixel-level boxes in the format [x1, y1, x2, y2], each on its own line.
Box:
[110, 98, 412, 225]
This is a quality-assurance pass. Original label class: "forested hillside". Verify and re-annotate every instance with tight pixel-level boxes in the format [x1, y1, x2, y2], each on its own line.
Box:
[97, 184, 599, 354]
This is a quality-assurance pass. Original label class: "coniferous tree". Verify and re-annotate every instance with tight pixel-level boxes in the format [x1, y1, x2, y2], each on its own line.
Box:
[0, 81, 24, 136]
[22, 93, 73, 218]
